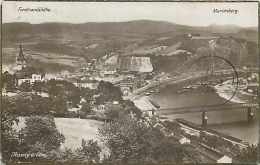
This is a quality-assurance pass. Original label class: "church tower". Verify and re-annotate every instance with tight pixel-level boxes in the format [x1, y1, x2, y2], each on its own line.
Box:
[16, 44, 26, 70]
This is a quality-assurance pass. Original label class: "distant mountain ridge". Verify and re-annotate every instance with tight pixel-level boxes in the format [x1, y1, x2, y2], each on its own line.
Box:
[3, 20, 257, 39]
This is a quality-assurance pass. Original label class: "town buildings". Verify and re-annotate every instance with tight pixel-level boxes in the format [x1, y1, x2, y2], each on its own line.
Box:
[17, 73, 45, 86]
[73, 79, 99, 90]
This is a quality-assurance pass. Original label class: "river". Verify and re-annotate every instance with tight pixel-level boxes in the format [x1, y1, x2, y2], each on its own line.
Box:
[150, 84, 258, 145]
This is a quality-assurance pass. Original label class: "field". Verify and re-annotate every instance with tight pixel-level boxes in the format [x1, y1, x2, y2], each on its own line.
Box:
[2, 47, 85, 73]
[54, 118, 103, 150]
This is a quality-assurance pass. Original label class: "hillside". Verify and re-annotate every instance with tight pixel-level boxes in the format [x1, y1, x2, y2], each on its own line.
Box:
[4, 20, 257, 44]
[2, 20, 258, 73]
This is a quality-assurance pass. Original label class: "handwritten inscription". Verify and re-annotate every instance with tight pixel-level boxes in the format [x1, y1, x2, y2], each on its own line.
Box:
[18, 7, 51, 12]
[213, 8, 239, 14]
[11, 152, 46, 159]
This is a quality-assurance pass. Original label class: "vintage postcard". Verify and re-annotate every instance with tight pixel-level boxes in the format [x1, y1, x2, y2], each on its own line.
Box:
[1, 1, 259, 164]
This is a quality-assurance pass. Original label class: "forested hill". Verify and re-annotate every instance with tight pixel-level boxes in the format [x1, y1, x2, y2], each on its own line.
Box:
[3, 20, 257, 43]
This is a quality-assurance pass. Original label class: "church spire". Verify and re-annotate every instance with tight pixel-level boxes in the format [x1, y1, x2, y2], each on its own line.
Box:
[18, 44, 25, 61]
[16, 44, 26, 69]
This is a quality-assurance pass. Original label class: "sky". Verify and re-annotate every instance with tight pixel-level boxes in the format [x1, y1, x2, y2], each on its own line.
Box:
[2, 2, 258, 27]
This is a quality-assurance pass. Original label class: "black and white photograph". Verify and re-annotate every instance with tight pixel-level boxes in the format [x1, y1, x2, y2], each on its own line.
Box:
[1, 1, 259, 164]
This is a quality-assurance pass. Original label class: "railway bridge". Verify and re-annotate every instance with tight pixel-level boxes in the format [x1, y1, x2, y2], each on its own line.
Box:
[145, 103, 258, 127]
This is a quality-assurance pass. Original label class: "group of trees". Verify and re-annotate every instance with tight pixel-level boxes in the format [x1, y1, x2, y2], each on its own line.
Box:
[57, 139, 101, 163]
[103, 100, 142, 121]
[1, 110, 20, 161]
[98, 112, 260, 164]
[3, 95, 62, 116]
[19, 81, 47, 94]
[46, 80, 81, 106]
[19, 79, 82, 108]
[3, 77, 139, 120]
[1, 114, 102, 163]
[98, 114, 202, 164]
[1, 113, 63, 162]
[2, 73, 83, 109]
[3, 78, 87, 117]
[235, 144, 258, 163]
[2, 71, 17, 91]
[3, 69, 129, 118]
[79, 81, 130, 119]
[95, 81, 123, 105]
[21, 116, 65, 151]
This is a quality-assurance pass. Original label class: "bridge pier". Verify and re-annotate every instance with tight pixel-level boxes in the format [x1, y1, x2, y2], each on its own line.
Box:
[247, 107, 254, 122]
[202, 111, 208, 127]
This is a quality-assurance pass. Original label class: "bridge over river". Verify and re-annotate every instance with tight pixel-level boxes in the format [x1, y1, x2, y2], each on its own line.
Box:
[158, 103, 258, 115]
[144, 103, 258, 126]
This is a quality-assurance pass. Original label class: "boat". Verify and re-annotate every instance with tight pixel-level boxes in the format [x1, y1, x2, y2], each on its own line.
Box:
[145, 92, 151, 96]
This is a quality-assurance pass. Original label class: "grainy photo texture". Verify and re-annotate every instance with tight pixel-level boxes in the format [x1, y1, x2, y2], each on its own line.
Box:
[1, 2, 259, 164]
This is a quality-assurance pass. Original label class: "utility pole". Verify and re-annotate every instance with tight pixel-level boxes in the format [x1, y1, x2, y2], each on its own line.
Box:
[247, 107, 254, 122]
[202, 111, 208, 127]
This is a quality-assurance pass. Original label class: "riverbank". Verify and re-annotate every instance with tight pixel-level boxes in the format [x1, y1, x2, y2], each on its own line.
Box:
[214, 79, 257, 104]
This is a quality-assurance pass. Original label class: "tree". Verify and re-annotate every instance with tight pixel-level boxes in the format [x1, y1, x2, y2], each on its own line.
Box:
[79, 102, 92, 117]
[46, 79, 63, 97]
[19, 81, 31, 92]
[120, 100, 142, 119]
[81, 87, 94, 103]
[1, 107, 20, 161]
[32, 81, 45, 94]
[95, 81, 122, 104]
[75, 139, 101, 163]
[4, 94, 53, 115]
[104, 107, 121, 121]
[98, 114, 198, 164]
[67, 87, 81, 107]
[50, 96, 67, 116]
[29, 95, 52, 115]
[46, 79, 81, 107]
[103, 101, 142, 121]
[21, 115, 65, 152]
[2, 71, 16, 91]
[45, 140, 101, 163]
[236, 144, 258, 163]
